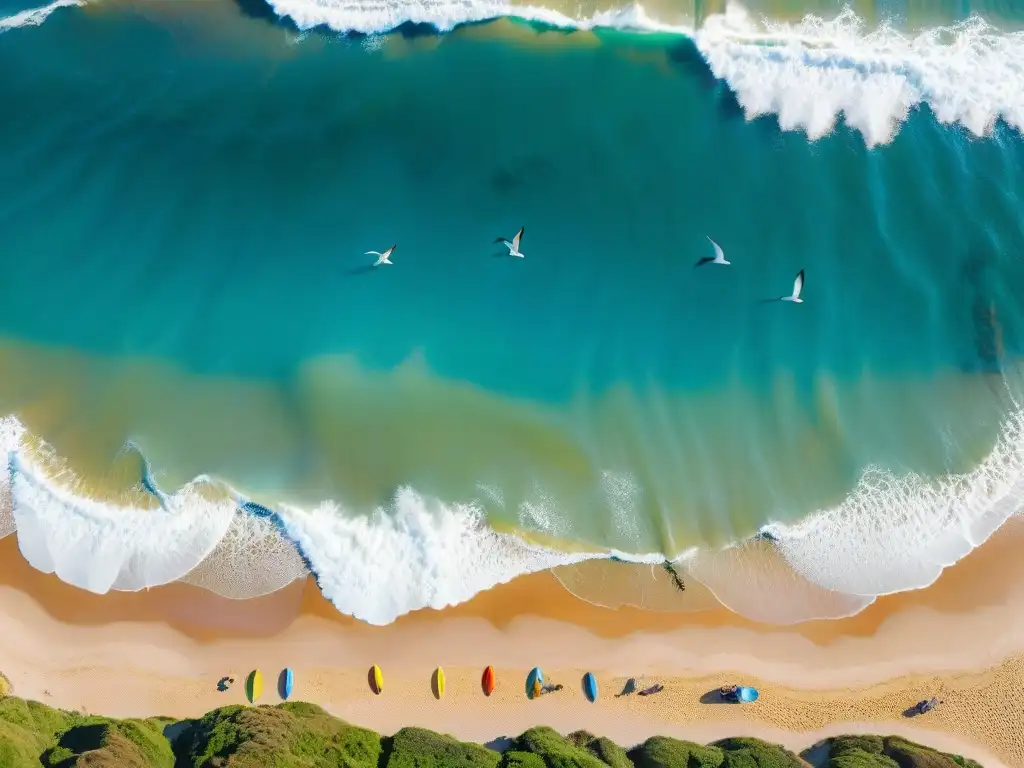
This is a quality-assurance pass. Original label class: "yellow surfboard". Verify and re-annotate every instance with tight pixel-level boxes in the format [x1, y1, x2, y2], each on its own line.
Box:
[246, 669, 263, 704]
[434, 667, 445, 699]
[371, 664, 384, 695]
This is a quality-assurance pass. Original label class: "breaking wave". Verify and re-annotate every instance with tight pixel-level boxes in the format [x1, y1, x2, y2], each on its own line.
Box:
[0, 0, 81, 33]
[3, 401, 1024, 625]
[7, 0, 1024, 146]
[257, 0, 1024, 148]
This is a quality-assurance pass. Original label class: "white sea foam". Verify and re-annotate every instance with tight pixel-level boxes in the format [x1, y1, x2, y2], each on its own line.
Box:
[178, 508, 309, 599]
[2, 399, 1023, 624]
[9, 452, 237, 593]
[266, 0, 1024, 147]
[274, 488, 600, 624]
[696, 6, 1024, 146]
[763, 408, 1024, 597]
[0, 0, 81, 33]
[0, 416, 24, 539]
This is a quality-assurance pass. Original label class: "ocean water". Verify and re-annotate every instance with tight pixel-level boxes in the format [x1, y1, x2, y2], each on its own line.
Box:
[2, 0, 1024, 625]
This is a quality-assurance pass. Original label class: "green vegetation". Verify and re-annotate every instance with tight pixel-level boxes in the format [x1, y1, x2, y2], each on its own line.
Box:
[0, 690, 986, 768]
[821, 736, 984, 768]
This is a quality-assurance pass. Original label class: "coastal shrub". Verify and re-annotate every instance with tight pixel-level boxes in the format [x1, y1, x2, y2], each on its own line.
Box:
[503, 751, 548, 768]
[823, 736, 899, 768]
[278, 702, 332, 718]
[176, 703, 382, 768]
[0, 697, 76, 768]
[385, 727, 500, 768]
[515, 727, 607, 768]
[712, 738, 804, 768]
[29, 719, 176, 768]
[0, 697, 72, 737]
[585, 737, 632, 768]
[828, 752, 899, 768]
[561, 731, 631, 768]
[0, 692, 993, 768]
[829, 737, 887, 757]
[628, 736, 725, 768]
[881, 737, 981, 768]
[41, 744, 75, 765]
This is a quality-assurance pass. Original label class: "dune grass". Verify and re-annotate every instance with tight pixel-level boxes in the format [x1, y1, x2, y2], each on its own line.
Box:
[0, 686, 987, 768]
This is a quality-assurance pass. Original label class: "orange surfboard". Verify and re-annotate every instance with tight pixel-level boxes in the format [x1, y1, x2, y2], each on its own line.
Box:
[482, 665, 495, 696]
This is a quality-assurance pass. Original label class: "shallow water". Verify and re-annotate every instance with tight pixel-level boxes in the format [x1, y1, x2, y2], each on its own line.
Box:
[1, 0, 1023, 624]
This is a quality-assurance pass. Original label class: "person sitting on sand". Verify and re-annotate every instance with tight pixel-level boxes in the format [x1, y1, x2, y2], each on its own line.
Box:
[217, 677, 231, 692]
[917, 697, 943, 714]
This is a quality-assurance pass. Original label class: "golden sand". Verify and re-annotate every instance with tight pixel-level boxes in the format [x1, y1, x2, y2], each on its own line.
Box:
[2, 520, 1024, 765]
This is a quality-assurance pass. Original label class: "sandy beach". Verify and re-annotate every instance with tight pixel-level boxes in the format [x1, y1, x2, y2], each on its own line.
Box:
[2, 520, 1024, 767]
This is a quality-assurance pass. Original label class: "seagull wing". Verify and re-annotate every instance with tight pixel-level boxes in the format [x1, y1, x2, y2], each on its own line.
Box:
[365, 251, 382, 256]
[512, 227, 524, 252]
[707, 236, 725, 263]
[792, 269, 804, 300]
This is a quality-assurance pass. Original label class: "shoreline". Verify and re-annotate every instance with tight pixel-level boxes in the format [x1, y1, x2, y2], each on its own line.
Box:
[2, 519, 1024, 766]
[4, 514, 1024, 644]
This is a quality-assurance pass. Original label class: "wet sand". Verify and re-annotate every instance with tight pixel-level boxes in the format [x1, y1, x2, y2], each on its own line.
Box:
[1, 520, 1024, 765]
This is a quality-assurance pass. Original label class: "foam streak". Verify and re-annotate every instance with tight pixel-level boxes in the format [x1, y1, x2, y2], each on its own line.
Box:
[0, 0, 81, 33]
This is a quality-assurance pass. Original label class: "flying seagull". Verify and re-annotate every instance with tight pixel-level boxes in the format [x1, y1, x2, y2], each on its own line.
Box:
[695, 236, 729, 267]
[763, 269, 804, 303]
[495, 227, 525, 258]
[365, 244, 396, 267]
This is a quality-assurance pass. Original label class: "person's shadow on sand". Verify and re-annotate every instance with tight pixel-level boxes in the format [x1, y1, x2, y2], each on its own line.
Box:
[699, 688, 733, 704]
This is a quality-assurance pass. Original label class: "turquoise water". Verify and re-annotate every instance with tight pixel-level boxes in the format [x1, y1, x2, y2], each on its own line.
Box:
[2, 0, 1024, 624]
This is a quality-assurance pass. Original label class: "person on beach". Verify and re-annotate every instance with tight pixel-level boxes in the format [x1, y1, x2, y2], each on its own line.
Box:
[916, 697, 943, 714]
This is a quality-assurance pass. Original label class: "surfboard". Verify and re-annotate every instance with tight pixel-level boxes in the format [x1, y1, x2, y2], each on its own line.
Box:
[482, 666, 495, 696]
[370, 664, 384, 695]
[583, 672, 598, 702]
[246, 670, 263, 704]
[281, 668, 294, 700]
[434, 667, 446, 698]
[526, 667, 544, 699]
[738, 686, 759, 703]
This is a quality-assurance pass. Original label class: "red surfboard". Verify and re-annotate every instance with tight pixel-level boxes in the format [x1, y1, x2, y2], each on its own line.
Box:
[482, 666, 495, 696]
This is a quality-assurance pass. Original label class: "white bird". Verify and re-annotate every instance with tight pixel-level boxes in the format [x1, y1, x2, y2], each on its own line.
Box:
[365, 244, 396, 267]
[780, 269, 805, 303]
[495, 227, 525, 258]
[695, 236, 730, 267]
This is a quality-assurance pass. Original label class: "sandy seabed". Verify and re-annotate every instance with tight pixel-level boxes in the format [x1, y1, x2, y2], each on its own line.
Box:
[1, 520, 1024, 767]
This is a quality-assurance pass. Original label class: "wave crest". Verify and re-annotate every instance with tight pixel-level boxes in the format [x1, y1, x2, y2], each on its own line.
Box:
[257, 0, 1024, 148]
[2, 394, 1024, 626]
[0, 0, 80, 33]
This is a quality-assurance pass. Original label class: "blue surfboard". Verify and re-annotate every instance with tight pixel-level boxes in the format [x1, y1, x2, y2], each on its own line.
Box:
[583, 672, 598, 702]
[526, 667, 544, 698]
[738, 686, 759, 703]
[280, 668, 294, 700]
